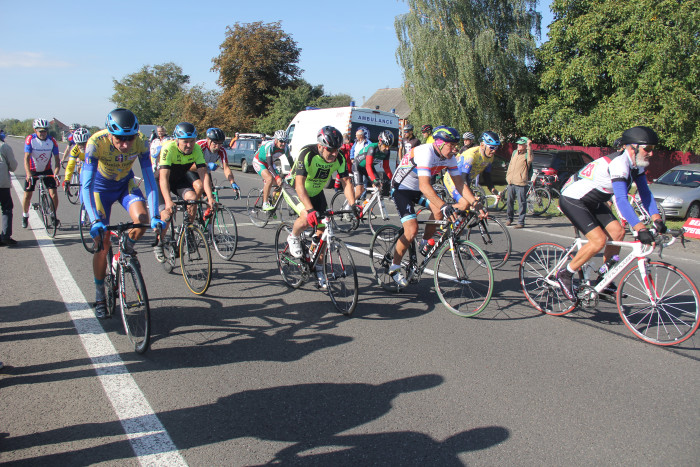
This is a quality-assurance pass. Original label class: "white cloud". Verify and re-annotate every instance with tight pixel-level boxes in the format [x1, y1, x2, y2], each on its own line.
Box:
[0, 50, 71, 69]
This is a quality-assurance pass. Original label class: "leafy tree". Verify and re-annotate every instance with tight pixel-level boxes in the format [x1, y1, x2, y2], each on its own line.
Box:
[395, 0, 540, 139]
[529, 0, 700, 151]
[255, 80, 324, 135]
[111, 62, 190, 125]
[315, 93, 353, 109]
[212, 21, 301, 132]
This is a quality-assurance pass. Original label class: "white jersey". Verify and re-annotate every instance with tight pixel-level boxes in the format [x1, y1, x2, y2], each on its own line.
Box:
[562, 151, 645, 204]
[393, 143, 460, 191]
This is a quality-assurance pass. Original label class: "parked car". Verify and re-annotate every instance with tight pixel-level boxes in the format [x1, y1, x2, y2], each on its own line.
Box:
[226, 134, 263, 173]
[648, 163, 700, 219]
[530, 150, 594, 190]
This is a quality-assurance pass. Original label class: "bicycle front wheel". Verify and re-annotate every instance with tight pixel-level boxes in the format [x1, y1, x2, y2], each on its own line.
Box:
[247, 187, 271, 228]
[324, 239, 358, 316]
[519, 242, 577, 316]
[66, 173, 80, 205]
[211, 206, 238, 260]
[465, 215, 511, 269]
[434, 240, 494, 317]
[528, 187, 551, 216]
[119, 260, 151, 353]
[329, 191, 357, 233]
[617, 261, 700, 345]
[179, 224, 212, 295]
[274, 222, 305, 288]
[79, 203, 95, 253]
[41, 190, 57, 237]
[368, 198, 395, 235]
[368, 224, 407, 292]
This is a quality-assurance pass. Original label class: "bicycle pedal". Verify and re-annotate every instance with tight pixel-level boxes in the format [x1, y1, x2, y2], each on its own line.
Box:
[32, 203, 39, 210]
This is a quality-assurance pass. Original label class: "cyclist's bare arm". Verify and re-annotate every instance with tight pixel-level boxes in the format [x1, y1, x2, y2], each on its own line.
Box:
[339, 175, 356, 206]
[294, 175, 314, 213]
[158, 167, 174, 216]
[197, 166, 215, 206]
[419, 175, 447, 211]
[221, 160, 236, 185]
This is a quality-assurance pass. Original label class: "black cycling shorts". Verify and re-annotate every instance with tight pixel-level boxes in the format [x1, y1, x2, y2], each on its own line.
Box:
[392, 188, 427, 223]
[25, 169, 57, 192]
[559, 195, 617, 235]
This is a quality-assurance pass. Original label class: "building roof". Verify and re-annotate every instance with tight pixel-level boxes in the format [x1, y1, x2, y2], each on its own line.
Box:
[50, 118, 69, 132]
[363, 88, 412, 119]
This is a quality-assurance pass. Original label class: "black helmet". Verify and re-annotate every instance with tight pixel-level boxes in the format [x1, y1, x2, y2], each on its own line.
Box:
[317, 126, 343, 149]
[206, 127, 225, 143]
[421, 124, 433, 133]
[404, 124, 414, 132]
[106, 108, 139, 136]
[378, 130, 395, 147]
[620, 126, 659, 146]
[173, 122, 197, 139]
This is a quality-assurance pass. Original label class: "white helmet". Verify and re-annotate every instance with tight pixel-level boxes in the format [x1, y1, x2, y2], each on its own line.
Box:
[274, 129, 288, 142]
[73, 127, 91, 144]
[33, 118, 49, 129]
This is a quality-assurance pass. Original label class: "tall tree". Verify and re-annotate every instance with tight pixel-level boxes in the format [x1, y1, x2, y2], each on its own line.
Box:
[255, 80, 324, 135]
[396, 0, 540, 139]
[111, 62, 190, 125]
[530, 0, 700, 151]
[212, 21, 302, 132]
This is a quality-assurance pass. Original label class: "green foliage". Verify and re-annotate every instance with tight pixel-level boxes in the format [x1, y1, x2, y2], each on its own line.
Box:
[530, 0, 700, 152]
[396, 0, 540, 140]
[0, 119, 33, 138]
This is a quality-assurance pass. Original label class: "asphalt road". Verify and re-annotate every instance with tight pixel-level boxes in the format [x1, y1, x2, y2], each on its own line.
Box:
[1, 136, 698, 465]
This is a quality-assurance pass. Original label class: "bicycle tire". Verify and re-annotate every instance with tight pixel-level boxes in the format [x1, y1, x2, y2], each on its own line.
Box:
[105, 248, 118, 317]
[434, 239, 494, 317]
[528, 187, 551, 216]
[66, 173, 80, 205]
[275, 221, 304, 288]
[247, 187, 271, 228]
[329, 191, 357, 233]
[324, 238, 358, 316]
[368, 197, 394, 236]
[368, 224, 409, 292]
[79, 203, 95, 253]
[465, 215, 511, 269]
[519, 242, 577, 316]
[119, 259, 151, 353]
[41, 190, 57, 237]
[617, 261, 700, 346]
[179, 224, 212, 295]
[211, 206, 238, 260]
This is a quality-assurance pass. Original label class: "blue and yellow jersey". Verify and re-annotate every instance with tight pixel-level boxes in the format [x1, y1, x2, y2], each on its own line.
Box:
[456, 146, 493, 177]
[64, 144, 85, 182]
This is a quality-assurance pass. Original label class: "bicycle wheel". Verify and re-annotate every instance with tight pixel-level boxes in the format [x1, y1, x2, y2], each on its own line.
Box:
[368, 198, 395, 236]
[434, 240, 494, 317]
[368, 224, 408, 292]
[211, 206, 238, 260]
[179, 224, 212, 295]
[329, 191, 357, 233]
[465, 215, 511, 269]
[66, 173, 80, 205]
[519, 242, 578, 316]
[527, 187, 551, 216]
[275, 221, 305, 288]
[617, 261, 700, 346]
[323, 239, 358, 315]
[105, 249, 118, 317]
[41, 190, 57, 237]
[119, 259, 151, 353]
[79, 203, 95, 253]
[247, 187, 271, 228]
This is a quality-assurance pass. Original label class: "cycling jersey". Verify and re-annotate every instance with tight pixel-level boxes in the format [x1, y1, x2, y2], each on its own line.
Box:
[392, 143, 460, 191]
[158, 140, 207, 183]
[196, 139, 228, 165]
[354, 143, 393, 182]
[24, 134, 59, 172]
[292, 144, 348, 197]
[253, 140, 287, 175]
[456, 146, 493, 178]
[64, 144, 85, 182]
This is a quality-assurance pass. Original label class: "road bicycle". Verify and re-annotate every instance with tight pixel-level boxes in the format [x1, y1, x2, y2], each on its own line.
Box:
[274, 210, 358, 316]
[486, 170, 551, 215]
[193, 184, 238, 260]
[159, 199, 213, 295]
[519, 228, 699, 345]
[97, 222, 153, 354]
[329, 181, 395, 235]
[63, 160, 81, 205]
[30, 174, 59, 237]
[369, 210, 494, 317]
[612, 192, 667, 229]
[247, 179, 294, 227]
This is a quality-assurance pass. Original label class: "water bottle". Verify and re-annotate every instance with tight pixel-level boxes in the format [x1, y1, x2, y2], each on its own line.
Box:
[309, 234, 320, 255]
[420, 238, 435, 256]
[111, 252, 120, 275]
[598, 255, 619, 276]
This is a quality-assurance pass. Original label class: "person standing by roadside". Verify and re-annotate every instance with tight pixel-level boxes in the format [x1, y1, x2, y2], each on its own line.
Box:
[149, 126, 170, 171]
[0, 130, 18, 245]
[228, 132, 240, 149]
[505, 136, 532, 228]
[398, 124, 421, 161]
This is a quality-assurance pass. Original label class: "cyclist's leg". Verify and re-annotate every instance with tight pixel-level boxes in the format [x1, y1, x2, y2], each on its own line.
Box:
[600, 214, 625, 263]
[21, 172, 37, 219]
[352, 162, 365, 200]
[390, 189, 421, 265]
[91, 191, 115, 316]
[122, 182, 149, 243]
[183, 172, 200, 221]
[253, 159, 274, 204]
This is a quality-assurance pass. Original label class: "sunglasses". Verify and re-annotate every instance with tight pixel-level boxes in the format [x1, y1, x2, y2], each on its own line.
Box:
[638, 144, 656, 152]
[36, 129, 48, 133]
[115, 134, 136, 142]
[485, 144, 499, 151]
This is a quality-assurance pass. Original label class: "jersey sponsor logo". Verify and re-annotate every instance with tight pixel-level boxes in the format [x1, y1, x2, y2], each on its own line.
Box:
[316, 167, 330, 180]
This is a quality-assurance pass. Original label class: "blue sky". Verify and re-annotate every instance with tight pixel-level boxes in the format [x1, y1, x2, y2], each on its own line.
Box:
[1, 1, 554, 127]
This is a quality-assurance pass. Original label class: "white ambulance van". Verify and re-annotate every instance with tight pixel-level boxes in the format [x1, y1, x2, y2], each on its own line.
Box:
[280, 106, 400, 175]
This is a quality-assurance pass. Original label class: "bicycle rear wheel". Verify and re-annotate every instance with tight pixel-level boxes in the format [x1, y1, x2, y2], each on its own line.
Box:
[66, 173, 80, 205]
[179, 224, 212, 295]
[247, 187, 271, 228]
[617, 261, 700, 345]
[528, 187, 551, 216]
[211, 206, 238, 260]
[434, 240, 494, 317]
[275, 221, 305, 288]
[324, 239, 358, 316]
[465, 215, 511, 269]
[119, 259, 151, 354]
[368, 224, 408, 292]
[79, 203, 95, 253]
[329, 191, 358, 233]
[368, 198, 395, 236]
[41, 190, 57, 237]
[519, 242, 577, 316]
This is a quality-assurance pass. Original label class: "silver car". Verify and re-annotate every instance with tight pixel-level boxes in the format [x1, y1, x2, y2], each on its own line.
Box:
[649, 163, 700, 219]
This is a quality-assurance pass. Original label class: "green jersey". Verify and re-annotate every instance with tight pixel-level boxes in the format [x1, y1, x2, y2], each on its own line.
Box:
[292, 144, 349, 197]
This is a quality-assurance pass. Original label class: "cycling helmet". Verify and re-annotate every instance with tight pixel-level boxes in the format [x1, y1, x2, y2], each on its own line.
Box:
[542, 167, 557, 176]
[317, 126, 343, 149]
[421, 124, 433, 133]
[378, 130, 395, 147]
[620, 126, 659, 146]
[432, 126, 460, 143]
[105, 108, 139, 136]
[73, 127, 90, 144]
[273, 129, 289, 142]
[173, 122, 197, 139]
[463, 132, 475, 140]
[69, 123, 79, 131]
[205, 127, 225, 143]
[33, 118, 49, 129]
[404, 124, 414, 132]
[481, 131, 501, 146]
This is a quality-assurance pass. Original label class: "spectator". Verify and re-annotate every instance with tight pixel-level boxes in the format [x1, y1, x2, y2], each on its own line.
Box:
[505, 136, 532, 228]
[0, 130, 19, 245]
[349, 127, 370, 162]
[228, 132, 240, 149]
[399, 124, 421, 160]
[149, 126, 170, 171]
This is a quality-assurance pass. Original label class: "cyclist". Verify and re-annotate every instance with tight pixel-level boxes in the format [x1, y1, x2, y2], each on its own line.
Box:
[253, 129, 289, 210]
[155, 122, 215, 262]
[81, 108, 164, 318]
[22, 119, 60, 229]
[399, 124, 421, 161]
[352, 130, 394, 200]
[60, 123, 80, 166]
[62, 127, 90, 194]
[421, 124, 434, 144]
[194, 127, 240, 200]
[443, 131, 501, 202]
[284, 126, 360, 288]
[460, 132, 475, 152]
[555, 126, 665, 301]
[389, 126, 486, 287]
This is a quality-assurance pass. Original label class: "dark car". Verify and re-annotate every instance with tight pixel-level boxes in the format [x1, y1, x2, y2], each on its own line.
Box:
[226, 134, 263, 173]
[530, 150, 594, 189]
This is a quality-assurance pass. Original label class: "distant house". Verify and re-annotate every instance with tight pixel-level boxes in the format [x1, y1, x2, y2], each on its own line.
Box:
[50, 118, 72, 141]
[363, 88, 412, 125]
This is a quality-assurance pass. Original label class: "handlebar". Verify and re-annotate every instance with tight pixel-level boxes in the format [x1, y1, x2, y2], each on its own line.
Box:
[94, 222, 151, 252]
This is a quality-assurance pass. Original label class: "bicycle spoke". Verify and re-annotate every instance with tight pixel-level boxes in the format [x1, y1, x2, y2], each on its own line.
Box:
[325, 239, 358, 316]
